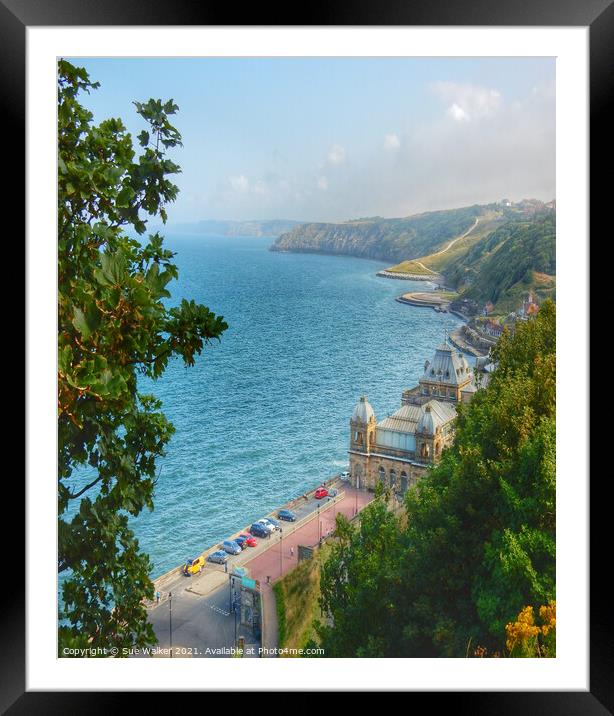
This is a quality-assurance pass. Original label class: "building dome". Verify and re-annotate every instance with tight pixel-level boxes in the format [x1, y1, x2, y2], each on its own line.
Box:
[351, 395, 375, 424]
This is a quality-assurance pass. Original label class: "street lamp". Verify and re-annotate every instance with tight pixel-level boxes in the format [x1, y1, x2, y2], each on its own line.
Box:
[279, 532, 283, 578]
[168, 591, 173, 658]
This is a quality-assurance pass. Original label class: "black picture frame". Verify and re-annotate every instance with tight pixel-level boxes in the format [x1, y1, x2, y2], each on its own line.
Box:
[6, 0, 602, 709]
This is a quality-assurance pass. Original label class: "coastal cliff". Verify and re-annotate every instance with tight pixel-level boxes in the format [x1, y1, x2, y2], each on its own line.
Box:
[270, 206, 483, 264]
[271, 201, 556, 315]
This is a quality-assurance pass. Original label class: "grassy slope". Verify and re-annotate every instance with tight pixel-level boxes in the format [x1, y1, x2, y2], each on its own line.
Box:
[387, 211, 503, 274]
[385, 260, 436, 275]
[273, 543, 332, 655]
[388, 209, 556, 314]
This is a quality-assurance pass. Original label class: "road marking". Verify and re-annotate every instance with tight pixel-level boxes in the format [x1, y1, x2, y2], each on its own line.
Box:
[210, 605, 230, 617]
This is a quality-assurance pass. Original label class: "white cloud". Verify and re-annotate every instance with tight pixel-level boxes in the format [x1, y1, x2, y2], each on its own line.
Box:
[229, 174, 249, 192]
[383, 133, 401, 151]
[432, 81, 502, 121]
[448, 103, 469, 122]
[252, 179, 269, 196]
[327, 144, 346, 165]
[195, 81, 553, 222]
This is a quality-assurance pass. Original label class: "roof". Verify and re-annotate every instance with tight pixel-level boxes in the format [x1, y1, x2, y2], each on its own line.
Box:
[378, 400, 456, 435]
[351, 395, 375, 423]
[421, 341, 473, 387]
[416, 401, 456, 434]
[377, 403, 422, 432]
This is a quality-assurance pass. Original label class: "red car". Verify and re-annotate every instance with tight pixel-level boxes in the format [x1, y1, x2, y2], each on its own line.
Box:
[240, 534, 257, 547]
[315, 487, 329, 499]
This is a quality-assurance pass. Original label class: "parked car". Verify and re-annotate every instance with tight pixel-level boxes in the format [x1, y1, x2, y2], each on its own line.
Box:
[234, 535, 248, 549]
[222, 540, 242, 555]
[239, 534, 257, 547]
[208, 550, 229, 565]
[263, 516, 281, 531]
[315, 487, 329, 499]
[278, 509, 297, 522]
[340, 471, 350, 480]
[256, 518, 276, 534]
[183, 555, 205, 576]
[328, 488, 338, 497]
[250, 522, 270, 538]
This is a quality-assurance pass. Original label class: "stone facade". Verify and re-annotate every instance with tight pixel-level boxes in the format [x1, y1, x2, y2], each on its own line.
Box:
[349, 341, 479, 494]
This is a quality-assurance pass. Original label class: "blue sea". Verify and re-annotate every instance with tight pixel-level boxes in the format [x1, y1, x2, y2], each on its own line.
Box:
[127, 234, 464, 577]
[63, 234, 465, 579]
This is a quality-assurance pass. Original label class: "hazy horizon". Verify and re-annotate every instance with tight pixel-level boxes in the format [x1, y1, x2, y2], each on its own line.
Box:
[163, 195, 555, 228]
[69, 56, 555, 224]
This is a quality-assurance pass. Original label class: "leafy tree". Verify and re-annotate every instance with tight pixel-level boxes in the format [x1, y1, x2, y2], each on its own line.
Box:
[318, 301, 556, 657]
[58, 60, 228, 653]
[317, 501, 403, 656]
[396, 301, 556, 656]
[446, 213, 556, 312]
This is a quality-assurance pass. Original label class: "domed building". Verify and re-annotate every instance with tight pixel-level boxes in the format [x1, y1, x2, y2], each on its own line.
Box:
[349, 341, 479, 493]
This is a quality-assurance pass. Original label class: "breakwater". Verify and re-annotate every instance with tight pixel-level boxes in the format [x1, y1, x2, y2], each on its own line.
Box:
[395, 292, 452, 312]
[377, 269, 442, 282]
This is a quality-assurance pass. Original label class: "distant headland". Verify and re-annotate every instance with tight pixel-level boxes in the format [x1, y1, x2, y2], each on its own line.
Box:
[167, 219, 303, 238]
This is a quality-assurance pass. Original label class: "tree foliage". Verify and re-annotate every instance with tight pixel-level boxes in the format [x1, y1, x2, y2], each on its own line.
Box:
[447, 212, 556, 312]
[316, 502, 403, 657]
[505, 601, 556, 658]
[318, 301, 556, 656]
[58, 60, 228, 652]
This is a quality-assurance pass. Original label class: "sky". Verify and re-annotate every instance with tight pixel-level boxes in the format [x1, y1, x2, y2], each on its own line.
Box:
[69, 57, 556, 224]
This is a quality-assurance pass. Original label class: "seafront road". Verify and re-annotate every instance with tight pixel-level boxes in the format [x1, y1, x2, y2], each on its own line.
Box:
[245, 486, 372, 583]
[144, 484, 373, 657]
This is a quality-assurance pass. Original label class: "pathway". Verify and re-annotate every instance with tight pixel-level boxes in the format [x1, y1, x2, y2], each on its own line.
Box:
[412, 217, 480, 274]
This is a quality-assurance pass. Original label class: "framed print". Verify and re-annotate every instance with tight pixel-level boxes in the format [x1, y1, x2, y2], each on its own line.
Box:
[6, 0, 605, 708]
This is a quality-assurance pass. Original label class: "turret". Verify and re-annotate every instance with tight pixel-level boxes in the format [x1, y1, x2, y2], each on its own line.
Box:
[350, 396, 376, 452]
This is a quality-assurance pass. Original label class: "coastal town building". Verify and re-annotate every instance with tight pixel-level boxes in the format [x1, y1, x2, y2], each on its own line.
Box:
[483, 319, 504, 339]
[518, 292, 539, 319]
[349, 341, 479, 494]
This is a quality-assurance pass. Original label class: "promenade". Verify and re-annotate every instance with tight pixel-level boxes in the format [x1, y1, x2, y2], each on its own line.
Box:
[246, 486, 372, 583]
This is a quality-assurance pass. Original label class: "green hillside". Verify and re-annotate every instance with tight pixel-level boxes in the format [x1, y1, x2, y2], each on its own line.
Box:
[445, 211, 556, 313]
[271, 205, 486, 264]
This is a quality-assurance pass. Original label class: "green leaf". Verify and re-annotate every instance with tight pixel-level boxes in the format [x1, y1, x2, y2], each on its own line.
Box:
[71, 304, 100, 340]
[116, 186, 135, 208]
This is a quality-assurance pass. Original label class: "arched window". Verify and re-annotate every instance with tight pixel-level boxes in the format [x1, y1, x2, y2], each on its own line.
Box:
[378, 466, 386, 483]
[354, 464, 363, 490]
[389, 469, 397, 488]
[400, 471, 408, 493]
